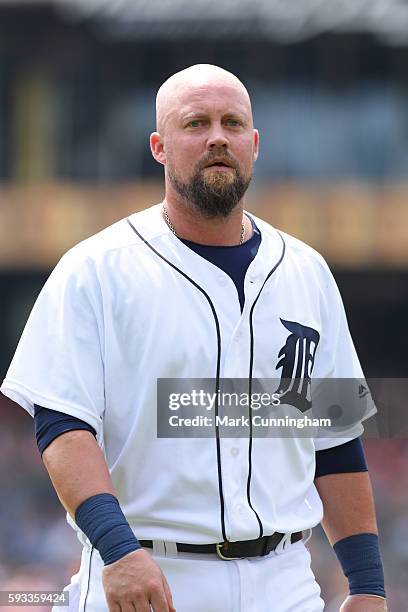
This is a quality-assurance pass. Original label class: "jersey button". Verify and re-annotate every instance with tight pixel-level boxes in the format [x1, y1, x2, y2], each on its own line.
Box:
[231, 447, 239, 457]
[218, 275, 228, 286]
[249, 273, 262, 284]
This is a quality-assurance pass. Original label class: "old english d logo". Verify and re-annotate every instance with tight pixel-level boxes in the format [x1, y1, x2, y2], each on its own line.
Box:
[276, 319, 320, 413]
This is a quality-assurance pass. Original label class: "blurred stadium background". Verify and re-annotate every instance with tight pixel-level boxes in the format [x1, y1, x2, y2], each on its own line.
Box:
[0, 1, 407, 610]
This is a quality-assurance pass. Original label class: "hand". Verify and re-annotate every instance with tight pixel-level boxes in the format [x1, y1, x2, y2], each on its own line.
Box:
[102, 548, 176, 612]
[340, 594, 387, 611]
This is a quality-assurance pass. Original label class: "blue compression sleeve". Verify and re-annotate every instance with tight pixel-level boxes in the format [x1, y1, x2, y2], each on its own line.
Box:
[334, 533, 386, 599]
[34, 404, 96, 455]
[75, 493, 141, 565]
[315, 438, 367, 478]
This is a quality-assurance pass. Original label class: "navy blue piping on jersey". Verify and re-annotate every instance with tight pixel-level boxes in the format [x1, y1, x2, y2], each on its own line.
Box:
[247, 232, 286, 539]
[82, 546, 94, 612]
[126, 218, 227, 542]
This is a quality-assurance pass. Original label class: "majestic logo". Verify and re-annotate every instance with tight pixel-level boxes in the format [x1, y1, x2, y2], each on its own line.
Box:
[358, 383, 369, 399]
[275, 319, 320, 413]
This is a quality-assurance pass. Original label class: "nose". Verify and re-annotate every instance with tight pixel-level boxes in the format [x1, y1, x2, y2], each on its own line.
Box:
[207, 124, 229, 149]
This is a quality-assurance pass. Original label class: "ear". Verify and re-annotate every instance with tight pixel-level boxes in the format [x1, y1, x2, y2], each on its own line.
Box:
[253, 129, 259, 162]
[150, 132, 166, 165]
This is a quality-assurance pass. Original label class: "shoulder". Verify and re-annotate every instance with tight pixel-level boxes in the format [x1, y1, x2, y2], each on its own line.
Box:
[70, 203, 163, 259]
[250, 212, 331, 275]
[44, 204, 164, 294]
[55, 204, 163, 270]
[280, 230, 331, 276]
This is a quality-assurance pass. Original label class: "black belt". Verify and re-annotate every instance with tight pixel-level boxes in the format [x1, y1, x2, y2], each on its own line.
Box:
[140, 531, 303, 560]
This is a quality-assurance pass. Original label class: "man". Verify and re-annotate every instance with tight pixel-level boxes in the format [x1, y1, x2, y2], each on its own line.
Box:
[1, 65, 386, 611]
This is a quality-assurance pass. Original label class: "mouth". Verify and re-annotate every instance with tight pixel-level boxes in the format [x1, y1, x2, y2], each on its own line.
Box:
[204, 160, 234, 170]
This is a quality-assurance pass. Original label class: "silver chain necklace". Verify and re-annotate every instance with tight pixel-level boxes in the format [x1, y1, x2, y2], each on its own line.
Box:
[162, 205, 246, 245]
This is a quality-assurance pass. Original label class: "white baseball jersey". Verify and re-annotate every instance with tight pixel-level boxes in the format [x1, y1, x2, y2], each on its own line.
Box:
[1, 203, 375, 545]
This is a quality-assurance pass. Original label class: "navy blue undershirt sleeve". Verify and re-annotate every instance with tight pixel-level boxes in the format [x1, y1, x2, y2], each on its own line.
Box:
[315, 437, 367, 478]
[34, 404, 96, 455]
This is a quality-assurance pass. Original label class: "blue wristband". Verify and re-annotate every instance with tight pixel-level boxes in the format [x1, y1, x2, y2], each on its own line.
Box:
[333, 533, 386, 599]
[75, 493, 141, 565]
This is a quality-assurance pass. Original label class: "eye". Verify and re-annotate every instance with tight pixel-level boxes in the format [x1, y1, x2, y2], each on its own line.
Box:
[226, 118, 242, 127]
[187, 119, 203, 128]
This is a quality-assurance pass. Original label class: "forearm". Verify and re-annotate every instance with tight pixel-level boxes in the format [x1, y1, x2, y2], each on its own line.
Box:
[315, 470, 386, 608]
[41, 428, 175, 610]
[42, 429, 115, 518]
[42, 428, 144, 566]
[314, 471, 378, 545]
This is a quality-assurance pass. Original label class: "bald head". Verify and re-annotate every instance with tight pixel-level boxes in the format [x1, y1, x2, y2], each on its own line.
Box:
[156, 64, 252, 134]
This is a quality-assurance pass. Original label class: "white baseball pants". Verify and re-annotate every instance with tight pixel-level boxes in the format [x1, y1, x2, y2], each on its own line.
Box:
[58, 538, 325, 612]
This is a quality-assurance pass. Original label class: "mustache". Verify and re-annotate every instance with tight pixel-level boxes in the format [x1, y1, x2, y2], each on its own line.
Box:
[197, 152, 238, 171]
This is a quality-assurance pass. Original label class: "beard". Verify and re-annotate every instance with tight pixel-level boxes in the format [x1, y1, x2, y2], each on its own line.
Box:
[168, 156, 252, 219]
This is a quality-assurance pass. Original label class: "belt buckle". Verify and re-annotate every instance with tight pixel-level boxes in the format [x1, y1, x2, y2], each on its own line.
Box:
[215, 542, 242, 560]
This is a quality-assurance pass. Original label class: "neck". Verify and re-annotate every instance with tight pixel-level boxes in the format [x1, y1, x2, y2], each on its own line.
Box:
[162, 195, 251, 246]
